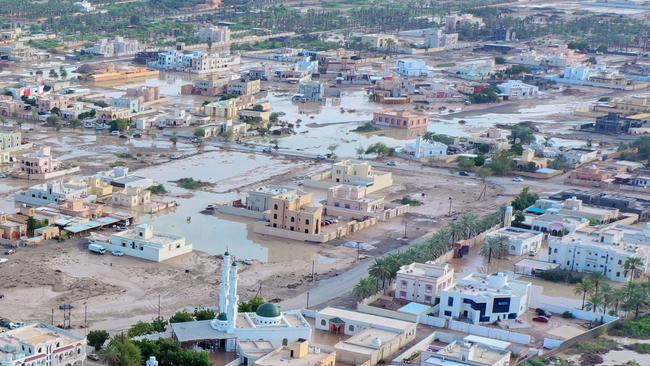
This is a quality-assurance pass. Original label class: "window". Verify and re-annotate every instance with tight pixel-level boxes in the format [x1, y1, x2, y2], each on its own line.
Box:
[399, 291, 406, 297]
[305, 219, 310, 225]
[401, 280, 408, 287]
[447, 297, 454, 306]
[349, 325, 355, 332]
[290, 217, 295, 222]
[425, 295, 432, 302]
[321, 319, 326, 326]
[616, 272, 620, 277]
[444, 310, 452, 316]
[273, 214, 277, 219]
[274, 204, 278, 210]
[290, 226, 294, 231]
[567, 261, 570, 266]
[554, 248, 558, 253]
[425, 284, 433, 292]
[273, 223, 277, 228]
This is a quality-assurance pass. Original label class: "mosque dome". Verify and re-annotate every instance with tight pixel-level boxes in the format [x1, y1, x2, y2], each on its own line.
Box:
[256, 303, 281, 318]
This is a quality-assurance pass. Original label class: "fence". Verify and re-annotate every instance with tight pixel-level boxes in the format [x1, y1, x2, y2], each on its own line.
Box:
[420, 315, 446, 327]
[448, 320, 532, 345]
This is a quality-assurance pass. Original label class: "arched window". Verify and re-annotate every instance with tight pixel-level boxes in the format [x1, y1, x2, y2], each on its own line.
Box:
[282, 338, 288, 346]
[320, 319, 326, 326]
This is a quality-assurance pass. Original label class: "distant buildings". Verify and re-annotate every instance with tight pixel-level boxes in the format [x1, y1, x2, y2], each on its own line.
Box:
[424, 29, 459, 49]
[395, 262, 454, 305]
[421, 339, 511, 366]
[548, 223, 650, 282]
[445, 14, 485, 32]
[0, 41, 50, 62]
[111, 186, 151, 208]
[0, 131, 24, 164]
[20, 147, 62, 178]
[401, 134, 448, 159]
[551, 190, 650, 221]
[15, 179, 89, 206]
[98, 223, 193, 262]
[439, 272, 531, 324]
[83, 63, 160, 83]
[247, 186, 298, 212]
[89, 37, 140, 57]
[330, 160, 393, 194]
[496, 80, 539, 99]
[269, 190, 323, 235]
[227, 78, 261, 96]
[372, 110, 428, 129]
[561, 148, 598, 166]
[360, 33, 399, 49]
[554, 63, 638, 90]
[253, 340, 336, 366]
[293, 82, 324, 103]
[0, 323, 86, 366]
[323, 184, 408, 221]
[196, 26, 231, 46]
[396, 59, 432, 77]
[73, 0, 95, 12]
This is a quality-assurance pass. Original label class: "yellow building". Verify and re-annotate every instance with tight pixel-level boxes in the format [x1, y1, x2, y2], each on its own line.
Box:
[87, 176, 114, 198]
[254, 340, 336, 366]
[270, 191, 322, 235]
[331, 160, 393, 194]
[513, 148, 548, 169]
[111, 186, 151, 208]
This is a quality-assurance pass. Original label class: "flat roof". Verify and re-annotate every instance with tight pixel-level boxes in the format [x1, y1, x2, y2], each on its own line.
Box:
[399, 302, 433, 315]
[463, 335, 510, 350]
[255, 344, 334, 366]
[515, 259, 560, 271]
[319, 307, 414, 331]
[171, 320, 228, 342]
[335, 328, 399, 355]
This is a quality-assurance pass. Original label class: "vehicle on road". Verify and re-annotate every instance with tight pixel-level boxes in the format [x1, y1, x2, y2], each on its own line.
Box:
[459, 171, 470, 176]
[111, 250, 124, 257]
[532, 315, 549, 323]
[87, 354, 100, 361]
[262, 147, 273, 153]
[88, 243, 106, 255]
[4, 249, 14, 255]
[512, 176, 524, 182]
[0, 318, 11, 327]
[386, 161, 397, 166]
[206, 204, 216, 210]
[528, 249, 538, 256]
[536, 308, 552, 317]
[110, 130, 120, 136]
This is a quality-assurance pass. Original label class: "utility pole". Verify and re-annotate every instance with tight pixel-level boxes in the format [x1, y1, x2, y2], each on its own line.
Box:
[403, 215, 408, 239]
[357, 242, 360, 262]
[306, 292, 310, 309]
[51, 309, 54, 325]
[84, 304, 87, 336]
[448, 196, 453, 216]
[311, 260, 315, 282]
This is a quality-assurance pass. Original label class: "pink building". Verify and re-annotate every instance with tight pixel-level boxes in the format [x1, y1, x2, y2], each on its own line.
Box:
[395, 262, 454, 304]
[20, 147, 61, 175]
[372, 110, 429, 129]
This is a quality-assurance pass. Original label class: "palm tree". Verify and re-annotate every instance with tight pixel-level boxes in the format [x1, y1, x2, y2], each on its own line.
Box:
[622, 282, 646, 318]
[588, 272, 606, 293]
[610, 287, 627, 314]
[369, 258, 392, 291]
[480, 236, 508, 263]
[355, 146, 365, 159]
[353, 277, 379, 300]
[574, 278, 594, 310]
[585, 291, 604, 313]
[624, 257, 645, 283]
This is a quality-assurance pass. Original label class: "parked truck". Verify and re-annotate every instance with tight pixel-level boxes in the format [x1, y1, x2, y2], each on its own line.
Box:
[88, 243, 106, 254]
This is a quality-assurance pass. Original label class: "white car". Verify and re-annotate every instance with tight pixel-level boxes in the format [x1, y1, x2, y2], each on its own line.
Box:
[512, 176, 524, 182]
[111, 251, 124, 257]
[110, 130, 120, 136]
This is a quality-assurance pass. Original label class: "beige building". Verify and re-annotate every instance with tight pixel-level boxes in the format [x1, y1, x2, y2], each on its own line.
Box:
[330, 160, 393, 194]
[97, 106, 130, 124]
[20, 147, 62, 175]
[227, 78, 261, 96]
[254, 340, 336, 366]
[323, 184, 407, 221]
[0, 323, 86, 366]
[513, 148, 548, 169]
[270, 191, 322, 235]
[421, 339, 511, 366]
[395, 262, 454, 305]
[87, 176, 114, 198]
[111, 186, 151, 208]
[360, 34, 399, 49]
[372, 110, 429, 130]
[0, 131, 23, 164]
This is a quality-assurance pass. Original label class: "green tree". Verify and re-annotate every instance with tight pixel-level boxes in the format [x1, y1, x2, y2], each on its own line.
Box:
[127, 320, 154, 338]
[59, 66, 67, 80]
[270, 139, 279, 151]
[574, 279, 594, 310]
[46, 114, 60, 127]
[269, 112, 280, 124]
[110, 118, 129, 132]
[585, 291, 604, 313]
[87, 329, 110, 351]
[169, 310, 194, 323]
[510, 124, 535, 144]
[480, 235, 508, 263]
[355, 146, 365, 159]
[458, 157, 475, 169]
[365, 142, 394, 157]
[624, 257, 645, 283]
[486, 152, 514, 175]
[326, 143, 339, 157]
[353, 276, 379, 300]
[194, 128, 205, 139]
[512, 210, 525, 227]
[239, 296, 266, 312]
[104, 334, 142, 366]
[369, 258, 392, 291]
[588, 272, 607, 294]
[193, 308, 215, 321]
[494, 56, 506, 64]
[48, 69, 58, 79]
[134, 338, 210, 366]
[511, 187, 539, 211]
[70, 118, 81, 130]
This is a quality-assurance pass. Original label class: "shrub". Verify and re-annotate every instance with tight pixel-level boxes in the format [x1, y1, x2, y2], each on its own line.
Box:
[87, 330, 109, 351]
[610, 316, 650, 338]
[562, 311, 575, 319]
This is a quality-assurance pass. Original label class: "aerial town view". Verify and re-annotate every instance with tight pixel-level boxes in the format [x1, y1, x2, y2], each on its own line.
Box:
[2, 0, 650, 365]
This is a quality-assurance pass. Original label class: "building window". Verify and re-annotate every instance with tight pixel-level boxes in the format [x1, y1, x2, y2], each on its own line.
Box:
[321, 319, 326, 326]
[290, 226, 294, 231]
[274, 204, 278, 210]
[399, 291, 406, 298]
[554, 248, 558, 253]
[425, 284, 433, 292]
[425, 295, 432, 302]
[348, 325, 354, 332]
[273, 214, 277, 219]
[447, 297, 453, 306]
[305, 219, 310, 225]
[616, 272, 620, 277]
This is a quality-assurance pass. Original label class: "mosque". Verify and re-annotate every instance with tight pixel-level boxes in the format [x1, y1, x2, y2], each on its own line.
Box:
[170, 252, 312, 361]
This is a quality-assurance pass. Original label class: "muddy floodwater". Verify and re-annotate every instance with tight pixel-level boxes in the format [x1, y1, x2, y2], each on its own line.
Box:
[132, 151, 325, 263]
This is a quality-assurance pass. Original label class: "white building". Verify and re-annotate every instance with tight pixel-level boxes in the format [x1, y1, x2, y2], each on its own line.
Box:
[196, 26, 231, 45]
[15, 180, 89, 206]
[486, 226, 544, 256]
[396, 59, 432, 77]
[424, 29, 458, 49]
[98, 223, 192, 262]
[0, 323, 86, 366]
[149, 48, 241, 74]
[421, 338, 511, 366]
[563, 65, 591, 81]
[292, 82, 324, 103]
[73, 0, 95, 12]
[439, 273, 531, 324]
[90, 37, 140, 57]
[497, 80, 539, 99]
[548, 224, 650, 282]
[170, 253, 311, 361]
[401, 134, 447, 159]
[561, 148, 598, 166]
[395, 262, 454, 304]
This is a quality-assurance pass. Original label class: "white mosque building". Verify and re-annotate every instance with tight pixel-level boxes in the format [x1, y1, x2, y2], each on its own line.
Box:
[170, 252, 312, 361]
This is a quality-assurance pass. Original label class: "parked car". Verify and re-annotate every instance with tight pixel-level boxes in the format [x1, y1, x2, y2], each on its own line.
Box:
[111, 250, 124, 257]
[528, 249, 538, 257]
[87, 354, 100, 361]
[119, 134, 128, 139]
[459, 171, 470, 176]
[536, 308, 552, 317]
[262, 147, 273, 153]
[132, 133, 142, 138]
[206, 204, 216, 210]
[386, 161, 397, 166]
[532, 316, 549, 323]
[110, 130, 120, 136]
[0, 318, 11, 327]
[4, 249, 15, 255]
[316, 155, 327, 160]
[512, 176, 524, 182]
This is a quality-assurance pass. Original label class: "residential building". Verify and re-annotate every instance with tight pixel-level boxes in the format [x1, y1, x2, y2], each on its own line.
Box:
[0, 41, 50, 62]
[89, 37, 140, 57]
[513, 148, 548, 170]
[323, 184, 407, 221]
[170, 253, 311, 359]
[158, 110, 192, 128]
[96, 107, 130, 124]
[0, 27, 21, 42]
[0, 323, 86, 366]
[293, 82, 324, 103]
[424, 29, 459, 49]
[439, 272, 531, 324]
[254, 340, 336, 366]
[486, 226, 544, 256]
[204, 95, 255, 120]
[592, 95, 650, 116]
[14, 180, 89, 206]
[561, 148, 598, 166]
[36, 94, 73, 113]
[111, 186, 151, 208]
[315, 307, 417, 366]
[246, 186, 297, 212]
[196, 26, 231, 45]
[269, 191, 322, 235]
[98, 223, 193, 262]
[330, 160, 393, 194]
[0, 131, 23, 164]
[20, 147, 62, 176]
[372, 110, 429, 129]
[530, 197, 620, 225]
[360, 34, 399, 49]
[149, 47, 241, 74]
[112, 96, 144, 113]
[125, 85, 161, 103]
[421, 339, 511, 366]
[0, 95, 25, 117]
[84, 64, 159, 83]
[0, 213, 27, 240]
[96, 166, 153, 189]
[396, 59, 432, 77]
[227, 78, 261, 96]
[595, 113, 649, 134]
[239, 102, 272, 124]
[395, 262, 455, 304]
[551, 189, 650, 221]
[401, 134, 447, 159]
[59, 198, 103, 219]
[548, 223, 650, 282]
[496, 80, 539, 99]
[446, 14, 485, 32]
